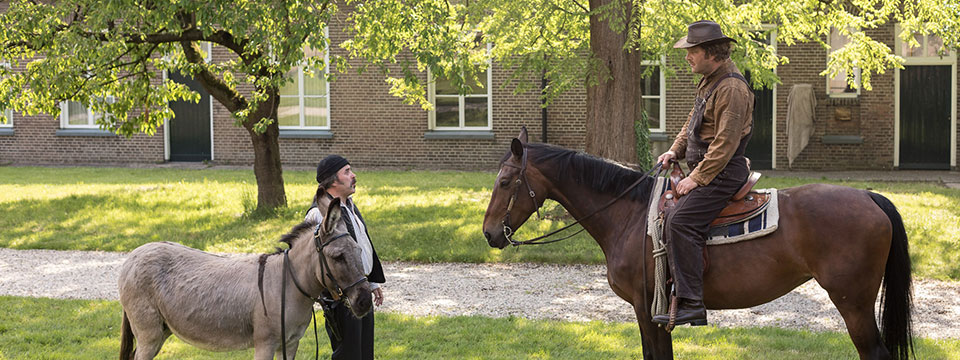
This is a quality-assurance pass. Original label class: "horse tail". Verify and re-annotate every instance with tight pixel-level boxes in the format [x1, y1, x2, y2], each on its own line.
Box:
[868, 192, 915, 360]
[119, 311, 135, 360]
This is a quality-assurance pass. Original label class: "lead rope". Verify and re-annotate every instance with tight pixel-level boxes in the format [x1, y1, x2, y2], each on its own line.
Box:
[647, 177, 670, 318]
[281, 251, 289, 360]
[281, 250, 323, 360]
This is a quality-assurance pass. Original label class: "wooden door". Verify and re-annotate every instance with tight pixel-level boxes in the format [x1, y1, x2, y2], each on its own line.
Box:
[899, 65, 951, 169]
[168, 71, 212, 162]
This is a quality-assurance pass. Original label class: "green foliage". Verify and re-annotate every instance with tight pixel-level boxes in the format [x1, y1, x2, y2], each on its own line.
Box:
[636, 109, 655, 170]
[1, 296, 957, 359]
[345, 0, 960, 107]
[2, 167, 960, 280]
[636, 0, 960, 91]
[0, 0, 335, 134]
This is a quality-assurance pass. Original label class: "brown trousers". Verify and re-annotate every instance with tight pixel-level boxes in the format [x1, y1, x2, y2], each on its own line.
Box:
[665, 158, 749, 301]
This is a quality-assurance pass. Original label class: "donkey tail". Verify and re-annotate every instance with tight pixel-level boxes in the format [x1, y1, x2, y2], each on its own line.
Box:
[868, 192, 915, 360]
[119, 311, 135, 360]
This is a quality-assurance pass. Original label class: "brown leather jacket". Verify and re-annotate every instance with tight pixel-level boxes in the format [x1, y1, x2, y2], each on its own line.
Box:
[669, 59, 754, 186]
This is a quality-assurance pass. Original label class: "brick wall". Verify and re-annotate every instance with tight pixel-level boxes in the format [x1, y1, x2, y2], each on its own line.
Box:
[774, 27, 897, 170]
[0, 60, 165, 164]
[660, 24, 930, 171]
[2, 11, 956, 170]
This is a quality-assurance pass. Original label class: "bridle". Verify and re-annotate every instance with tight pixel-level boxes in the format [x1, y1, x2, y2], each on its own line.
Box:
[279, 226, 368, 360]
[497, 145, 662, 246]
[499, 146, 544, 244]
[311, 229, 369, 300]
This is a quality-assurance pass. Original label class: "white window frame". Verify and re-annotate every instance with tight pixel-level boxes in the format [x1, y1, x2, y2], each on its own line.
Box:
[278, 32, 331, 130]
[201, 41, 212, 63]
[427, 43, 493, 131]
[0, 63, 10, 127]
[898, 31, 951, 61]
[827, 27, 861, 98]
[641, 59, 666, 133]
[0, 109, 11, 128]
[59, 98, 114, 129]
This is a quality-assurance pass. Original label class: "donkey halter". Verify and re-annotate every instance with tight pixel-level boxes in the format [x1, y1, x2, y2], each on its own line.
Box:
[279, 227, 368, 360]
[313, 229, 368, 300]
[499, 146, 542, 246]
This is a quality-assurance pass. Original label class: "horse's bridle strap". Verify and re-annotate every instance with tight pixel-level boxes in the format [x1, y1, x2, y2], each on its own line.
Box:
[500, 147, 663, 246]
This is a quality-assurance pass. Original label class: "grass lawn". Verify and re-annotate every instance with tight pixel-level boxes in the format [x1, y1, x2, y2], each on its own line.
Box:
[1, 166, 958, 280]
[1, 296, 957, 360]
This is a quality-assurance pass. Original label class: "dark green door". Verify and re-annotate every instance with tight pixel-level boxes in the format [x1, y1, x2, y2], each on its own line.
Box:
[899, 65, 951, 169]
[168, 71, 212, 162]
[744, 71, 773, 170]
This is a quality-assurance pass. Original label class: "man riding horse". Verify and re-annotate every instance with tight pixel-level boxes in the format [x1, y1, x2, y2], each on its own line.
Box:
[654, 20, 754, 327]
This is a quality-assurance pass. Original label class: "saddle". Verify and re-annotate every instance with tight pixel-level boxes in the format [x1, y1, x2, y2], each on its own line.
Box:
[657, 162, 769, 227]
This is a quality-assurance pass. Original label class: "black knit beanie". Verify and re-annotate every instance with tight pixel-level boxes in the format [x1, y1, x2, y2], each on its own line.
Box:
[316, 155, 350, 184]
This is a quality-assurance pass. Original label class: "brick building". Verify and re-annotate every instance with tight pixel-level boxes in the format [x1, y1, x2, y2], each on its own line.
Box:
[1, 22, 957, 171]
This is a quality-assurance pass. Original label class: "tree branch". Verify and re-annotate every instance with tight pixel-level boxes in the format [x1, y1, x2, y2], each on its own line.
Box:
[175, 13, 248, 114]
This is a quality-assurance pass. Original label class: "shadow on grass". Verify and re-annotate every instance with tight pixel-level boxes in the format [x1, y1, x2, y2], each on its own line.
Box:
[0, 167, 258, 186]
[0, 296, 954, 360]
[0, 192, 297, 253]
[369, 202, 602, 264]
[0, 187, 600, 264]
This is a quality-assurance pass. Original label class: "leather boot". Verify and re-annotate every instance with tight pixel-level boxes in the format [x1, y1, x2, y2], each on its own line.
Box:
[652, 298, 707, 326]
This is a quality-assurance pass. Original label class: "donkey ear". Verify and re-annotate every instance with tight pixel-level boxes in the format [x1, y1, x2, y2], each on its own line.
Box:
[324, 198, 342, 233]
[517, 125, 529, 143]
[511, 138, 524, 158]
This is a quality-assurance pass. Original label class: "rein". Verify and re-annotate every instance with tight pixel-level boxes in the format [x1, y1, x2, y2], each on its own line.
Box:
[500, 148, 663, 246]
[279, 230, 367, 360]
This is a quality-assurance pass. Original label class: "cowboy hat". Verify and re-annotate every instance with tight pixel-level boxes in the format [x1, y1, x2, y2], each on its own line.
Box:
[673, 20, 737, 49]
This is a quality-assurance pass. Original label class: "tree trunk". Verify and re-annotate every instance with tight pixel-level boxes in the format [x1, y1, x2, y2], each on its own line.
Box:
[248, 97, 287, 211]
[585, 0, 640, 165]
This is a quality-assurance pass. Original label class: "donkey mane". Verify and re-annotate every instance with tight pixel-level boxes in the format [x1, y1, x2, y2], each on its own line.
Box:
[279, 220, 320, 247]
[257, 219, 321, 313]
[523, 142, 654, 202]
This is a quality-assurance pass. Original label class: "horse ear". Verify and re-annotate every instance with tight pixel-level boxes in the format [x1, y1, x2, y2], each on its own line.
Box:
[517, 125, 528, 143]
[324, 198, 342, 233]
[511, 138, 524, 158]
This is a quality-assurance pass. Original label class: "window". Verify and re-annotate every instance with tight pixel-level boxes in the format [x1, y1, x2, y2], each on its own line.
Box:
[278, 45, 330, 129]
[640, 62, 665, 132]
[901, 32, 949, 58]
[428, 44, 492, 130]
[60, 99, 113, 128]
[0, 63, 10, 128]
[827, 27, 860, 97]
[0, 109, 11, 128]
[201, 41, 212, 63]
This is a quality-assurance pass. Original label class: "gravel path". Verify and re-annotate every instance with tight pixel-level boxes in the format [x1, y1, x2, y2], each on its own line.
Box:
[1, 248, 958, 339]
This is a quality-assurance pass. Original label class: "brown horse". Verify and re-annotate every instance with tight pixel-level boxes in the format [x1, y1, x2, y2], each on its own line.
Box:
[118, 198, 372, 360]
[482, 129, 913, 360]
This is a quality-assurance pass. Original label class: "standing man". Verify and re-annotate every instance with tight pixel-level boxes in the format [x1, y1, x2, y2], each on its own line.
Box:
[307, 155, 386, 360]
[653, 20, 754, 326]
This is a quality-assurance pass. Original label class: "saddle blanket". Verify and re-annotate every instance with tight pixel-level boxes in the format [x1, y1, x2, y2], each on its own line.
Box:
[705, 188, 779, 246]
[647, 177, 779, 246]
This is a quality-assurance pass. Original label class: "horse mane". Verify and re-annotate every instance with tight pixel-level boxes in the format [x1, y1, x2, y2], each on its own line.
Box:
[522, 142, 654, 202]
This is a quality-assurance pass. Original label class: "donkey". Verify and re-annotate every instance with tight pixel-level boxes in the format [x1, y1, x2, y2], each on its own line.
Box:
[118, 198, 372, 360]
